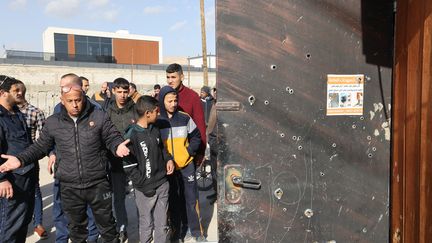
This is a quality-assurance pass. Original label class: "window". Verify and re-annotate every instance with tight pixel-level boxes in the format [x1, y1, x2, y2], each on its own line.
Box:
[54, 33, 68, 54]
[73, 35, 113, 62]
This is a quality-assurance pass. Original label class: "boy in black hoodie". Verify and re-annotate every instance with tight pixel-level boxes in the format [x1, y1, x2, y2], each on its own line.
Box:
[122, 96, 174, 243]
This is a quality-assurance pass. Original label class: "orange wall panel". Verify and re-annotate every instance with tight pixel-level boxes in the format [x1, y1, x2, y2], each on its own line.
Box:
[112, 38, 159, 64]
[67, 34, 75, 55]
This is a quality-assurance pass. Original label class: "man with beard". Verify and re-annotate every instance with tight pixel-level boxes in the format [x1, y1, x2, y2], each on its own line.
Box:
[0, 75, 37, 242]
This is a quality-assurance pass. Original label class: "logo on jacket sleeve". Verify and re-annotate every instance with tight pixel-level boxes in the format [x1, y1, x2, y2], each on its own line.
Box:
[89, 121, 95, 127]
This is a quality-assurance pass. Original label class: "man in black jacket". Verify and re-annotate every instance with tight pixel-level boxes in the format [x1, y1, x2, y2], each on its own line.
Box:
[105, 78, 138, 242]
[0, 78, 130, 243]
[0, 75, 37, 242]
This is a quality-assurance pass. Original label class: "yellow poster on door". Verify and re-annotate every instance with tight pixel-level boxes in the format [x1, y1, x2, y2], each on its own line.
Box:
[327, 74, 364, 116]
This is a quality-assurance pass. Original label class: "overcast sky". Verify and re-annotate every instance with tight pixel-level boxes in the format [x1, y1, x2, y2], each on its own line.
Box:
[0, 0, 215, 57]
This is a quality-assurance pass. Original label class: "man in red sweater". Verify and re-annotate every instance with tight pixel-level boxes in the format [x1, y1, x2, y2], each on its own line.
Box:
[166, 63, 206, 164]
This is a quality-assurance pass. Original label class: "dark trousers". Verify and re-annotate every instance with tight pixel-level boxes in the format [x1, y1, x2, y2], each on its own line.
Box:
[0, 169, 36, 243]
[135, 181, 170, 243]
[110, 171, 128, 230]
[169, 162, 203, 239]
[53, 179, 100, 243]
[33, 163, 43, 227]
[60, 180, 118, 243]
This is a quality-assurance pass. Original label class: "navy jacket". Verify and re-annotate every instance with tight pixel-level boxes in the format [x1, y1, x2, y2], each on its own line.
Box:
[0, 105, 35, 181]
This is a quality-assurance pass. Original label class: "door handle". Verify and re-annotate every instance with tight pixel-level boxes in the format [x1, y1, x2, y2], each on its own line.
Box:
[232, 176, 261, 190]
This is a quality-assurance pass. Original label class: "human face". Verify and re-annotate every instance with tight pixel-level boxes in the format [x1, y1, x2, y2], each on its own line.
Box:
[166, 72, 183, 90]
[146, 107, 159, 124]
[129, 86, 136, 94]
[61, 89, 84, 117]
[113, 87, 129, 107]
[164, 93, 178, 115]
[200, 91, 208, 99]
[154, 88, 160, 95]
[82, 79, 90, 94]
[101, 82, 108, 92]
[10, 84, 25, 104]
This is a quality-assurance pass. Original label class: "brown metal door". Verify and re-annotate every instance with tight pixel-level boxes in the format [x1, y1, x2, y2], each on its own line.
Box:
[216, 0, 394, 242]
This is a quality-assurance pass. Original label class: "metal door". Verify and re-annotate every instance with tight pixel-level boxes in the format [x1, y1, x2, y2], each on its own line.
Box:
[216, 0, 394, 242]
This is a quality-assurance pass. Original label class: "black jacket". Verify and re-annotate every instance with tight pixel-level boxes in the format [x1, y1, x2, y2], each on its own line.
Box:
[16, 100, 124, 189]
[123, 124, 172, 195]
[0, 105, 35, 181]
[106, 98, 138, 172]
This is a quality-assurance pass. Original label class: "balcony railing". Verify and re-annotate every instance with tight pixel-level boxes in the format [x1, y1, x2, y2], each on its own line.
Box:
[5, 50, 116, 63]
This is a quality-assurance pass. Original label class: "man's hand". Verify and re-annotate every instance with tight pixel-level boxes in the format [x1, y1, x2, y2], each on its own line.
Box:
[0, 154, 21, 173]
[166, 160, 175, 175]
[48, 154, 56, 175]
[0, 180, 13, 199]
[116, 139, 130, 157]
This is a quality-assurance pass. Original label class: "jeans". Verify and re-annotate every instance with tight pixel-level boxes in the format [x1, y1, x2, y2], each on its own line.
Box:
[53, 179, 100, 243]
[0, 169, 36, 242]
[33, 163, 43, 227]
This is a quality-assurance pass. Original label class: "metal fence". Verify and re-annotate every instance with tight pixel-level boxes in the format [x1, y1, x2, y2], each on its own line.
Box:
[3, 50, 216, 72]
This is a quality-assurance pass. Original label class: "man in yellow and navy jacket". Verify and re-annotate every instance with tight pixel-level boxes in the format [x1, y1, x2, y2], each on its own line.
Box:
[157, 86, 204, 242]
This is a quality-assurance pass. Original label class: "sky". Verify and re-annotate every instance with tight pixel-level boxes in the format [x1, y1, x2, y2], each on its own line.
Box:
[0, 0, 215, 57]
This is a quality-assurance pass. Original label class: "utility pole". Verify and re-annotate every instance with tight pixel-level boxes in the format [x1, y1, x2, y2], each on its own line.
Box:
[200, 0, 209, 86]
[131, 48, 134, 82]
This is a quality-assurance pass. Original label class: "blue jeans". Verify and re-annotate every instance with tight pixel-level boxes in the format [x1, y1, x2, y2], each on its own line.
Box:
[53, 179, 100, 243]
[0, 170, 36, 242]
[33, 163, 43, 227]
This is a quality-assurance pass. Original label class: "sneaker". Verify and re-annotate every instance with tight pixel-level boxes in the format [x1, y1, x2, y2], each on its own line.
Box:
[182, 231, 193, 242]
[119, 230, 128, 243]
[34, 225, 48, 240]
[184, 236, 207, 243]
[196, 236, 208, 242]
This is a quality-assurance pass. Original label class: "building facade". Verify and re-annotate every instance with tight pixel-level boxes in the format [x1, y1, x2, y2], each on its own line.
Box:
[43, 27, 163, 65]
[188, 54, 216, 69]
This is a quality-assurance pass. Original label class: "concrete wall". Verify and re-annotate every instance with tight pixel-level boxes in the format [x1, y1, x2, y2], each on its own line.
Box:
[0, 63, 215, 116]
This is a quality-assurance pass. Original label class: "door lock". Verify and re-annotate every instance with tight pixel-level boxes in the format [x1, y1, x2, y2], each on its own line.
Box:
[232, 176, 261, 190]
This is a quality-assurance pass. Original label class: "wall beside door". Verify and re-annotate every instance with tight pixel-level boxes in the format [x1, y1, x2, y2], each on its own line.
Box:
[392, 0, 432, 242]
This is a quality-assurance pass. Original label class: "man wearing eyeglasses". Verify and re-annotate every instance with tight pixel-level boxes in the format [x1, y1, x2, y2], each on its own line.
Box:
[0, 75, 37, 242]
[0, 74, 131, 243]
[50, 74, 102, 243]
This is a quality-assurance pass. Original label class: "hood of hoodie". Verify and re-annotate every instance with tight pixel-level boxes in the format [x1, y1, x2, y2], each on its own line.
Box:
[158, 86, 178, 119]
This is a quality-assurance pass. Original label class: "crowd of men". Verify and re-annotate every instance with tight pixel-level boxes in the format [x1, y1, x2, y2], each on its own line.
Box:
[0, 63, 217, 243]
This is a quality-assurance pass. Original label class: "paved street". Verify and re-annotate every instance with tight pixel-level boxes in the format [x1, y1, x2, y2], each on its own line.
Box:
[26, 158, 218, 242]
